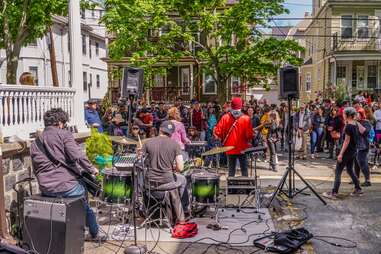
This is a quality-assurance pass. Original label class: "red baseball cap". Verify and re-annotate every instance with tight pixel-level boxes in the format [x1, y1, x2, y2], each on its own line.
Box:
[231, 97, 243, 110]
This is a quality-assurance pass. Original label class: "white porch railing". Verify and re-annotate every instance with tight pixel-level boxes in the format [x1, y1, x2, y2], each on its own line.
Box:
[0, 85, 76, 139]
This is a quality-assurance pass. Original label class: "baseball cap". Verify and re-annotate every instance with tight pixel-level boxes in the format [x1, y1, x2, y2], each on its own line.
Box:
[160, 121, 175, 135]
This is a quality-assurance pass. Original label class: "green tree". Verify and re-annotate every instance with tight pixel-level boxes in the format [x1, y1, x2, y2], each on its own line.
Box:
[103, 0, 303, 102]
[0, 0, 97, 84]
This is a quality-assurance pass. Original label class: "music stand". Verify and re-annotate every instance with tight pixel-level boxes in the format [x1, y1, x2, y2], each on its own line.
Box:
[267, 96, 326, 207]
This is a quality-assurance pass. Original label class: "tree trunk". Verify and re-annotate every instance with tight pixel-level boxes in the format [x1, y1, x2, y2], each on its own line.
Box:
[216, 80, 227, 104]
[48, 27, 59, 87]
[6, 54, 18, 85]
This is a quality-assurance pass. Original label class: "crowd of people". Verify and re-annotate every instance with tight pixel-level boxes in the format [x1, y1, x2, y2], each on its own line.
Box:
[84, 93, 380, 197]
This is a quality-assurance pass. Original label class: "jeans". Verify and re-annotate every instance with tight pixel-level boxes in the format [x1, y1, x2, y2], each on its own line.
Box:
[266, 138, 277, 170]
[332, 154, 361, 194]
[228, 154, 248, 177]
[310, 128, 323, 154]
[43, 183, 99, 238]
[354, 149, 370, 182]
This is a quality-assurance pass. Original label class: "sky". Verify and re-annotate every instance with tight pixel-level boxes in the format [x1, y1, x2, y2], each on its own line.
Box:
[275, 0, 313, 26]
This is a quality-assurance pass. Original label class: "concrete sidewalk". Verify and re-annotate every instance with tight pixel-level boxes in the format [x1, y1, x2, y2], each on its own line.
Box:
[85, 153, 381, 254]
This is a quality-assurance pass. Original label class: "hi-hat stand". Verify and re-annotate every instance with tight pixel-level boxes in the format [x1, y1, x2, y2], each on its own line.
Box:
[267, 96, 327, 207]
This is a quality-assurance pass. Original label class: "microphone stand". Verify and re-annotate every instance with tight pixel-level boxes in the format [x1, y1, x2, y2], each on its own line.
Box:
[267, 95, 327, 207]
[123, 95, 147, 254]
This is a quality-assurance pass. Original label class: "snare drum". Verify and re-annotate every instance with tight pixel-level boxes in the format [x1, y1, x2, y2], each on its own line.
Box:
[191, 172, 219, 204]
[103, 170, 133, 204]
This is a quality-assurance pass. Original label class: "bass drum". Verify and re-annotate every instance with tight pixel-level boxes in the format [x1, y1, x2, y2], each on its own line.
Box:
[102, 170, 133, 204]
[191, 172, 220, 205]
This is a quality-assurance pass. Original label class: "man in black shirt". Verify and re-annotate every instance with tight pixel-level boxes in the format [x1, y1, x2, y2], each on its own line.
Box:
[323, 107, 363, 199]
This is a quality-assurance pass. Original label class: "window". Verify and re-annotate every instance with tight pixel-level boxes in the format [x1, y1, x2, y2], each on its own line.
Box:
[337, 65, 346, 86]
[83, 72, 87, 91]
[92, 10, 95, 17]
[357, 16, 369, 39]
[89, 73, 93, 89]
[154, 74, 165, 87]
[231, 76, 241, 94]
[81, 8, 85, 19]
[96, 74, 100, 88]
[305, 73, 312, 91]
[89, 39, 92, 58]
[28, 40, 37, 47]
[367, 65, 377, 88]
[29, 67, 38, 86]
[68, 71, 71, 87]
[341, 15, 353, 39]
[357, 66, 365, 88]
[82, 35, 86, 55]
[203, 73, 217, 94]
[68, 33, 71, 52]
[181, 68, 190, 94]
[95, 42, 99, 56]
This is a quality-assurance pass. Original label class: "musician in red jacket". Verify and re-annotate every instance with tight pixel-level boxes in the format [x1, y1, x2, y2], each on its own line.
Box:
[214, 97, 254, 177]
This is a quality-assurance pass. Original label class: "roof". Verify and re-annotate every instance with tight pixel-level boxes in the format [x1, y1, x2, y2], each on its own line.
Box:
[271, 27, 292, 39]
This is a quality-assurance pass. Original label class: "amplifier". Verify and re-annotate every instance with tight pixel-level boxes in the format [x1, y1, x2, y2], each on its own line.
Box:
[22, 196, 85, 254]
[227, 177, 256, 195]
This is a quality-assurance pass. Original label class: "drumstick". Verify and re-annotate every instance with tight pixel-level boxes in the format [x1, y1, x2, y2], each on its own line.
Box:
[138, 134, 143, 148]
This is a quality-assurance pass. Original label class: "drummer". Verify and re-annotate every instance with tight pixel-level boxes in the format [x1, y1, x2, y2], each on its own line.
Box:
[142, 121, 189, 219]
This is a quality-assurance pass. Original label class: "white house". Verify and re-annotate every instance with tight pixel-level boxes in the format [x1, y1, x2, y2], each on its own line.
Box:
[0, 4, 108, 139]
[0, 7, 108, 102]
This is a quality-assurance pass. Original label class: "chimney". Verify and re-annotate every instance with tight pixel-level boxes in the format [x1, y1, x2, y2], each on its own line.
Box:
[305, 12, 310, 17]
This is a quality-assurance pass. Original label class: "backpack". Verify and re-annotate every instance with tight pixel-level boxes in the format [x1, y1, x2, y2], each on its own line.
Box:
[369, 126, 375, 143]
[171, 222, 198, 239]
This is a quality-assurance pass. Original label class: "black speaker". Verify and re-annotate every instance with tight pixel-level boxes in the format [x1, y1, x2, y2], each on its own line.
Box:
[22, 196, 85, 254]
[279, 66, 299, 99]
[122, 67, 144, 98]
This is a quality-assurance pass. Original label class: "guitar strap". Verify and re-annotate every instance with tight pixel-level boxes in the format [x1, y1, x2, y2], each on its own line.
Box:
[34, 136, 80, 178]
[222, 113, 241, 145]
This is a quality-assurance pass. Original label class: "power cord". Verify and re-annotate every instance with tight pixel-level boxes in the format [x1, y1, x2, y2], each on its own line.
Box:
[313, 235, 357, 249]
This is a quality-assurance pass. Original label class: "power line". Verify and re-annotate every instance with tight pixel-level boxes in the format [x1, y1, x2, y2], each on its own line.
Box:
[270, 17, 381, 21]
[283, 2, 313, 7]
[262, 33, 381, 39]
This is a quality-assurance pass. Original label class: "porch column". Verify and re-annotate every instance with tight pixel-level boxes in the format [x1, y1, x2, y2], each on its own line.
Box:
[69, 0, 86, 131]
[190, 64, 194, 99]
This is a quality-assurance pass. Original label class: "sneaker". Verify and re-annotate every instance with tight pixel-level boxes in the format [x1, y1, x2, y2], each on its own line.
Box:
[350, 189, 364, 196]
[361, 181, 372, 187]
[85, 233, 107, 242]
[310, 154, 315, 159]
[322, 191, 338, 200]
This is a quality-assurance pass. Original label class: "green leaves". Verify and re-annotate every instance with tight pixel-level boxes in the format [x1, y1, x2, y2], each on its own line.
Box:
[85, 128, 113, 165]
[103, 0, 304, 101]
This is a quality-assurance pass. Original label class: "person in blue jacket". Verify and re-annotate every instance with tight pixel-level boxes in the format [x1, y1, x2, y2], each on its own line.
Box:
[85, 99, 103, 132]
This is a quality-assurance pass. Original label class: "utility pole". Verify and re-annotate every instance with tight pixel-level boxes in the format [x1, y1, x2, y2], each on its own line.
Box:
[69, 0, 86, 131]
[48, 27, 59, 87]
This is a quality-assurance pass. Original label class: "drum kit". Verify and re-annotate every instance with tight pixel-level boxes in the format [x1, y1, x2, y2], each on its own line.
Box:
[98, 138, 263, 228]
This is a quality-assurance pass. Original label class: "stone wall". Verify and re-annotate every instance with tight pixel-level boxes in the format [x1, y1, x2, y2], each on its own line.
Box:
[2, 152, 38, 210]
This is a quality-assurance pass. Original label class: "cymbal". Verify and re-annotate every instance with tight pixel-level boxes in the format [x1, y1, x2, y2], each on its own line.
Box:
[109, 136, 138, 145]
[201, 146, 235, 156]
